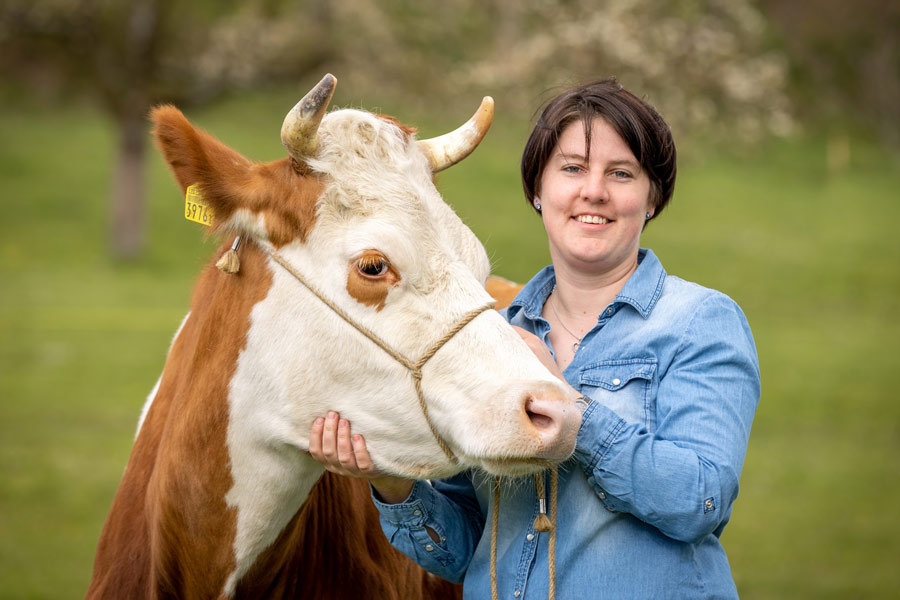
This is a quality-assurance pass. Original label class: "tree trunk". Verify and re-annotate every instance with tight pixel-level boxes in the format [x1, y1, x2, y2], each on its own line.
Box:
[109, 110, 148, 260]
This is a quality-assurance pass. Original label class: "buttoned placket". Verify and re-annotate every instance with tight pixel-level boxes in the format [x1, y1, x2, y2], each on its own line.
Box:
[487, 464, 545, 600]
[597, 303, 618, 326]
[516, 293, 625, 598]
[556, 302, 620, 382]
[512, 520, 540, 599]
[508, 468, 566, 599]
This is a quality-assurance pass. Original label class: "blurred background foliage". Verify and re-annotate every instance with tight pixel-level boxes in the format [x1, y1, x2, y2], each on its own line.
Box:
[1, 0, 899, 598]
[2, 0, 897, 257]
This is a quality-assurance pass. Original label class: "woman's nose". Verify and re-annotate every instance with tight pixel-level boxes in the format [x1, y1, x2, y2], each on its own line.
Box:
[580, 171, 608, 202]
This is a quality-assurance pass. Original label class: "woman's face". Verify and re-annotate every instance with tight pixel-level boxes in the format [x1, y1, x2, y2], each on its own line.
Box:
[535, 118, 653, 277]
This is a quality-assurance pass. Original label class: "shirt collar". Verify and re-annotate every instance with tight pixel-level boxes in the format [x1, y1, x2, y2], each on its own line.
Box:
[506, 248, 666, 321]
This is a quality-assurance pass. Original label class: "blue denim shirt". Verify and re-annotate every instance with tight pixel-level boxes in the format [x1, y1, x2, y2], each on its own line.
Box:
[374, 249, 760, 599]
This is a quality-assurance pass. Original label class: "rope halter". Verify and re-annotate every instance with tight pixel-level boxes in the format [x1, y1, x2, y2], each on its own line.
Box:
[264, 245, 494, 463]
[261, 241, 558, 600]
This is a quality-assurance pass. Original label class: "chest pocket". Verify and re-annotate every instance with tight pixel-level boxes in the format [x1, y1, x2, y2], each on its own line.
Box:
[579, 359, 658, 429]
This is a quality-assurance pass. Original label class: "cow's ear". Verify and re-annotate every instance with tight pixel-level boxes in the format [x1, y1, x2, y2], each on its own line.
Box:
[151, 105, 260, 237]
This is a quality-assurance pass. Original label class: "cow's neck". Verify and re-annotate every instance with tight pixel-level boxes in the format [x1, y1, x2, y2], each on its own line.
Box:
[90, 241, 324, 598]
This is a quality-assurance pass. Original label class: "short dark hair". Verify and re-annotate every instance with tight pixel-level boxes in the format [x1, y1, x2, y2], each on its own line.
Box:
[521, 78, 677, 224]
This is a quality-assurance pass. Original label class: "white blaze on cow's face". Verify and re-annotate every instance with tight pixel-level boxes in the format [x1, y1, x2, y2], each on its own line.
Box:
[149, 78, 581, 595]
[226, 108, 579, 480]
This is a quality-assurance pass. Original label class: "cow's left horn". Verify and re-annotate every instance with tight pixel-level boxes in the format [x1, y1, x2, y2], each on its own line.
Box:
[281, 73, 337, 161]
[418, 96, 494, 173]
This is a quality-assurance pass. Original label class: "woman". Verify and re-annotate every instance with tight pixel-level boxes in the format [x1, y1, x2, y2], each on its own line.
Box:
[310, 78, 760, 599]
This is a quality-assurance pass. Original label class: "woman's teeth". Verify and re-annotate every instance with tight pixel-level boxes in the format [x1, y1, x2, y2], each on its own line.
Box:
[576, 215, 609, 224]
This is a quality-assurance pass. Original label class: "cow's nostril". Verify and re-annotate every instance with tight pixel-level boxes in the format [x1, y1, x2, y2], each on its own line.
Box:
[526, 408, 554, 430]
[524, 397, 560, 432]
[518, 389, 580, 461]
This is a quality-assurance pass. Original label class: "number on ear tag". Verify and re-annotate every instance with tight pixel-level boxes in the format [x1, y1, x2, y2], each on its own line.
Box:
[185, 184, 214, 225]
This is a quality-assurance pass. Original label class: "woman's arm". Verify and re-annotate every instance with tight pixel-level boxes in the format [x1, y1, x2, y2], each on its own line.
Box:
[308, 412, 485, 582]
[574, 294, 760, 543]
[308, 411, 413, 502]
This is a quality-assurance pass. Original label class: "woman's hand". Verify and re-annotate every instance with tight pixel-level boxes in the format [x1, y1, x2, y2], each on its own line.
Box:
[513, 326, 567, 381]
[308, 411, 414, 504]
[513, 326, 582, 400]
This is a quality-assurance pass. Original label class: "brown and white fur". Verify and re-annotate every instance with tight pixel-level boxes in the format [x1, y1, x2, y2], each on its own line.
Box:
[86, 75, 578, 599]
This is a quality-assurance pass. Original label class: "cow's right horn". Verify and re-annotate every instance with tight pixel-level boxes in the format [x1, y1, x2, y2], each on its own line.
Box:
[281, 73, 337, 161]
[418, 96, 494, 173]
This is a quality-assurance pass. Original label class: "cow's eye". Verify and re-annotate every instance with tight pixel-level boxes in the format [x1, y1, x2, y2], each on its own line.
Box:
[356, 254, 390, 278]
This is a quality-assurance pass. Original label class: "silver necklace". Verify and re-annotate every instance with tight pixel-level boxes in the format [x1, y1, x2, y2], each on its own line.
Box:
[548, 286, 586, 352]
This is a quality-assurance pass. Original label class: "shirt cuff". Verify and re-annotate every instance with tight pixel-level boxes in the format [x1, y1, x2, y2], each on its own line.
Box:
[573, 400, 627, 474]
[371, 480, 435, 527]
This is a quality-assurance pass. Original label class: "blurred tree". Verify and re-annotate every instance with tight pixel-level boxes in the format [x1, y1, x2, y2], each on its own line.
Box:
[0, 0, 333, 259]
[456, 0, 794, 142]
[756, 0, 900, 148]
[2, 0, 810, 259]
[305, 0, 498, 114]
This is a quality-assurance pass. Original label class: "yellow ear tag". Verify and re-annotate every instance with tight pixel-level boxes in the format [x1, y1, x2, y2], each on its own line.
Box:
[185, 184, 215, 225]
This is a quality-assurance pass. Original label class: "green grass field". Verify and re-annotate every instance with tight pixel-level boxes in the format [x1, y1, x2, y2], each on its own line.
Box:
[2, 89, 899, 598]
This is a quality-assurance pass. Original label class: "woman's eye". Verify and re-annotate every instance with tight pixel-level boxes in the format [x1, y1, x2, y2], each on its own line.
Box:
[611, 170, 631, 179]
[357, 257, 389, 277]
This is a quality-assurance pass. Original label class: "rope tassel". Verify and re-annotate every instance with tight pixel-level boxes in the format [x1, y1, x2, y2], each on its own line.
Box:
[216, 236, 242, 274]
[492, 466, 559, 600]
[533, 472, 553, 532]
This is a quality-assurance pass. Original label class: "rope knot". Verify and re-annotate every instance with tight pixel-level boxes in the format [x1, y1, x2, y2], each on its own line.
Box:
[264, 244, 491, 474]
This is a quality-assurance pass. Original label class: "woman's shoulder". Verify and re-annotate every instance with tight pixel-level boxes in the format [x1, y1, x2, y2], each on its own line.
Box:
[661, 274, 728, 302]
[656, 274, 751, 329]
[654, 274, 759, 373]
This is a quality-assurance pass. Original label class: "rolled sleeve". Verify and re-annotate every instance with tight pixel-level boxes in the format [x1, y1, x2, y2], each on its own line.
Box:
[372, 475, 483, 582]
[573, 401, 630, 512]
[572, 294, 760, 543]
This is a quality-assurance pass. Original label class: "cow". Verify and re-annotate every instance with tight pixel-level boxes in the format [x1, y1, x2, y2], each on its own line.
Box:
[86, 74, 579, 599]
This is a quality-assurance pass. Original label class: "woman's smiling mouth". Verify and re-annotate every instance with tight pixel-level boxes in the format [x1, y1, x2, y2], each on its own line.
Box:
[575, 215, 610, 224]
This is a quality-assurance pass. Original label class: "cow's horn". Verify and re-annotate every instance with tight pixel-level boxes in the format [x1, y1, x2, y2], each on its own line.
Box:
[418, 96, 494, 173]
[281, 73, 337, 161]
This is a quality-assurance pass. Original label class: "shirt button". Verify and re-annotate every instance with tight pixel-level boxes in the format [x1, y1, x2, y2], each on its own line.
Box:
[606, 308, 613, 315]
[412, 509, 421, 516]
[425, 544, 434, 552]
[612, 378, 621, 386]
[514, 591, 521, 598]
[526, 533, 535, 541]
[598, 491, 607, 500]
[705, 499, 714, 510]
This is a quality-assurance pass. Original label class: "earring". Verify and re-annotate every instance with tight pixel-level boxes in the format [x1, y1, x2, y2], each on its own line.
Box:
[535, 203, 542, 211]
[645, 212, 651, 219]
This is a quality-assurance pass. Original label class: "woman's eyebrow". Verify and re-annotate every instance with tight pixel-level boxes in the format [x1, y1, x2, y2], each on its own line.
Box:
[554, 151, 641, 169]
[553, 150, 587, 162]
[607, 158, 642, 169]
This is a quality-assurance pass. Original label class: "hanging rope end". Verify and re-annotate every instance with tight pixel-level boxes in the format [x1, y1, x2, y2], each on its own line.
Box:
[533, 472, 554, 532]
[533, 512, 553, 532]
[216, 236, 242, 274]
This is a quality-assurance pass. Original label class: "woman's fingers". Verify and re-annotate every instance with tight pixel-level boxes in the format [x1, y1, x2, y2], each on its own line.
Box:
[307, 412, 414, 503]
[351, 433, 376, 472]
[336, 418, 358, 468]
[320, 411, 339, 461]
[512, 325, 561, 375]
[309, 416, 326, 457]
[512, 326, 579, 396]
[308, 412, 382, 478]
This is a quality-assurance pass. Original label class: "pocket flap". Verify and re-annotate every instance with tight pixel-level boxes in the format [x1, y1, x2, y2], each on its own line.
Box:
[580, 360, 656, 391]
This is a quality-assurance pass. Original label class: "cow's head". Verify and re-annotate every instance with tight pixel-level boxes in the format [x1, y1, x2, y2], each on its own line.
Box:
[152, 74, 579, 480]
